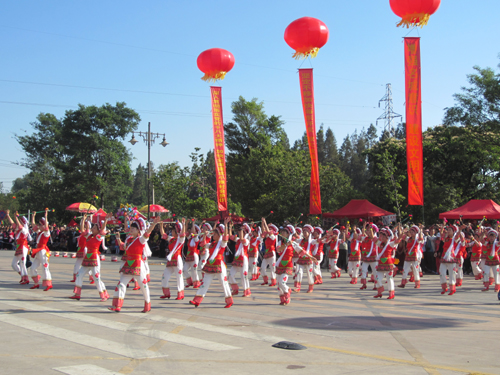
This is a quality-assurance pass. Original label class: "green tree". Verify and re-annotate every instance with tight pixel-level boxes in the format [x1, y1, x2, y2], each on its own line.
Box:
[316, 124, 325, 164]
[324, 127, 339, 165]
[130, 164, 147, 207]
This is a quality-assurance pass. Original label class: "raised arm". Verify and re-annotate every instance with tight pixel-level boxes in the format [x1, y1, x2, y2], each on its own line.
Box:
[5, 210, 14, 226]
[145, 217, 161, 237]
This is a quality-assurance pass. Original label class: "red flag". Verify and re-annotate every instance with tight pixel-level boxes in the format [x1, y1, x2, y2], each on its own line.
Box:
[299, 69, 322, 215]
[210, 86, 228, 212]
[405, 38, 424, 205]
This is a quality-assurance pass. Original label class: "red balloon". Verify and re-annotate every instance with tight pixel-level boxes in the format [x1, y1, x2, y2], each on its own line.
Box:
[284, 17, 329, 59]
[390, 0, 441, 28]
[197, 48, 235, 82]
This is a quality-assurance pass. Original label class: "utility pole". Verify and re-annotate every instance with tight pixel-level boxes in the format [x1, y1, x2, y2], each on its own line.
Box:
[376, 83, 402, 137]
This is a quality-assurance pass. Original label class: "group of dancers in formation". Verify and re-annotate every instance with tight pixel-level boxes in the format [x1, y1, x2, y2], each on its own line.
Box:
[5, 208, 500, 313]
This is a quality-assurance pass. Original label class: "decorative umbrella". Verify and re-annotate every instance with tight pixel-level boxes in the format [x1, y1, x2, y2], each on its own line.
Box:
[65, 202, 97, 213]
[67, 219, 78, 227]
[138, 204, 169, 213]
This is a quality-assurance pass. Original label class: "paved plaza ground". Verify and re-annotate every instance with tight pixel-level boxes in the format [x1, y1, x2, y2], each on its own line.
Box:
[0, 250, 499, 375]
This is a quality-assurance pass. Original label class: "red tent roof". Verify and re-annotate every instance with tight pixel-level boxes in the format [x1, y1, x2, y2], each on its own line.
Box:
[67, 219, 78, 227]
[323, 199, 394, 218]
[439, 199, 500, 220]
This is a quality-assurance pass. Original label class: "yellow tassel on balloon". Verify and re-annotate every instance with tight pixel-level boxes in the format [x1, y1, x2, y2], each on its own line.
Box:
[201, 71, 227, 82]
[397, 13, 431, 28]
[292, 47, 320, 60]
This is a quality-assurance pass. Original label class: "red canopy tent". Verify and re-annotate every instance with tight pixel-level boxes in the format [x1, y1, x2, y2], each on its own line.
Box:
[323, 199, 394, 219]
[67, 219, 78, 227]
[438, 199, 500, 220]
[91, 208, 107, 223]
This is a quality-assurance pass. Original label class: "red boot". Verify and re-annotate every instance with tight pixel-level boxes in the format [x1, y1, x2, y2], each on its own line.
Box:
[231, 283, 239, 295]
[142, 301, 151, 313]
[243, 289, 251, 297]
[70, 273, 76, 282]
[440, 283, 448, 294]
[397, 279, 407, 288]
[373, 286, 384, 298]
[360, 279, 367, 290]
[70, 286, 81, 300]
[387, 290, 395, 300]
[20, 275, 30, 285]
[160, 287, 171, 299]
[269, 278, 277, 287]
[42, 280, 53, 292]
[175, 291, 185, 300]
[99, 291, 108, 302]
[369, 274, 376, 283]
[448, 285, 456, 295]
[317, 276, 323, 284]
[89, 275, 95, 284]
[193, 280, 201, 289]
[185, 277, 193, 288]
[279, 294, 286, 305]
[133, 279, 140, 291]
[489, 277, 494, 286]
[224, 297, 234, 308]
[108, 298, 123, 312]
[189, 295, 203, 307]
[495, 284, 500, 292]
[306, 284, 314, 293]
[351, 277, 358, 285]
[294, 282, 301, 293]
[337, 270, 341, 278]
[261, 276, 269, 285]
[456, 278, 462, 287]
[481, 282, 489, 292]
[284, 291, 291, 305]
[414, 280, 421, 289]
[331, 272, 337, 279]
[30, 275, 41, 289]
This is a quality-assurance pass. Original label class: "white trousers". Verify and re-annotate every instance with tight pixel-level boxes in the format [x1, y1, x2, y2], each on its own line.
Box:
[376, 270, 394, 291]
[161, 256, 184, 292]
[482, 264, 500, 284]
[196, 263, 232, 298]
[361, 261, 377, 279]
[28, 250, 52, 282]
[402, 261, 420, 281]
[471, 259, 482, 276]
[249, 256, 259, 276]
[228, 257, 249, 291]
[456, 256, 464, 280]
[439, 263, 457, 286]
[199, 251, 209, 272]
[328, 258, 340, 274]
[261, 254, 276, 280]
[312, 253, 324, 277]
[183, 254, 200, 282]
[12, 246, 28, 276]
[348, 260, 360, 278]
[297, 263, 314, 285]
[277, 273, 290, 295]
[76, 258, 106, 293]
[113, 261, 150, 303]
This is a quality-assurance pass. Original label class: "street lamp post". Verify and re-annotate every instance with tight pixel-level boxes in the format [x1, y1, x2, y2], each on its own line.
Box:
[129, 122, 169, 220]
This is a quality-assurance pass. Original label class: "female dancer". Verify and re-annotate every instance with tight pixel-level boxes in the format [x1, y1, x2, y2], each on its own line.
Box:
[228, 223, 251, 297]
[70, 213, 110, 301]
[260, 218, 278, 287]
[326, 228, 344, 278]
[189, 217, 233, 308]
[348, 227, 362, 284]
[275, 225, 317, 305]
[360, 223, 379, 290]
[438, 224, 463, 295]
[368, 225, 400, 300]
[311, 227, 324, 285]
[70, 217, 95, 284]
[184, 222, 201, 289]
[109, 217, 160, 313]
[295, 224, 315, 293]
[159, 218, 186, 300]
[398, 225, 424, 289]
[5, 210, 31, 284]
[470, 229, 483, 280]
[28, 209, 53, 291]
[481, 229, 500, 292]
[248, 226, 262, 281]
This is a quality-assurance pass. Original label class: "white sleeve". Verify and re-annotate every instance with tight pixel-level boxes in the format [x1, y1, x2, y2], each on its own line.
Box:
[139, 236, 148, 244]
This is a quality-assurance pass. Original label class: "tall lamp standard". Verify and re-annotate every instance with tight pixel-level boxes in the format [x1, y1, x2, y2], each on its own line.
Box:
[129, 122, 169, 220]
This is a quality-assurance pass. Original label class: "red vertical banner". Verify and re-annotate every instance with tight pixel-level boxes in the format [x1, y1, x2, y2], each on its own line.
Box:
[299, 68, 322, 215]
[404, 38, 424, 206]
[210, 86, 228, 212]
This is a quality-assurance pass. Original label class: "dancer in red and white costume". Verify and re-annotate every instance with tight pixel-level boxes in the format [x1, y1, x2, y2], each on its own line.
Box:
[275, 225, 316, 305]
[438, 224, 463, 296]
[28, 209, 53, 291]
[347, 227, 362, 284]
[190, 217, 233, 308]
[326, 228, 344, 278]
[70, 217, 94, 284]
[184, 222, 201, 289]
[160, 218, 186, 300]
[294, 224, 316, 293]
[360, 223, 379, 290]
[109, 217, 160, 313]
[480, 229, 500, 292]
[470, 230, 483, 280]
[5, 210, 31, 284]
[198, 223, 212, 281]
[455, 235, 468, 287]
[228, 222, 251, 296]
[398, 225, 424, 289]
[70, 213, 110, 301]
[248, 226, 263, 281]
[292, 227, 303, 281]
[368, 225, 400, 300]
[260, 218, 277, 287]
[311, 227, 325, 285]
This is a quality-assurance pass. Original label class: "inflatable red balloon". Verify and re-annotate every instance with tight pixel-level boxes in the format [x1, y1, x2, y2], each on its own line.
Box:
[284, 17, 329, 59]
[390, 0, 441, 28]
[196, 48, 235, 82]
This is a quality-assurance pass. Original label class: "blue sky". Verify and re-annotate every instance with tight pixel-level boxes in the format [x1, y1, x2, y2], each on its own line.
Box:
[1, 0, 499, 191]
